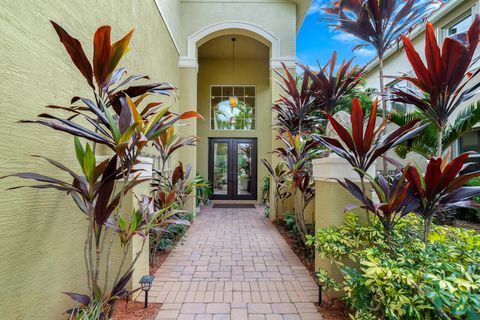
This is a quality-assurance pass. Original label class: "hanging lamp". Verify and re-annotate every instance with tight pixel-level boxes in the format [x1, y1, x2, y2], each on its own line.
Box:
[229, 37, 238, 108]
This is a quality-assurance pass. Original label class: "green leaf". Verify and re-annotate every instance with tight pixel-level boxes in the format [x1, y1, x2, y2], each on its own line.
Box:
[102, 101, 121, 142]
[117, 122, 139, 145]
[74, 137, 85, 168]
[83, 143, 95, 183]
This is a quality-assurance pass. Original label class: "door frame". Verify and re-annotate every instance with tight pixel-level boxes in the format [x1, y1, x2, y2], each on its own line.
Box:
[208, 138, 258, 200]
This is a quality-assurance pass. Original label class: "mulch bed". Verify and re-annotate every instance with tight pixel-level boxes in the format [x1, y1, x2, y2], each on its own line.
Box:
[274, 218, 349, 319]
[453, 219, 480, 232]
[112, 301, 160, 320]
[315, 300, 350, 320]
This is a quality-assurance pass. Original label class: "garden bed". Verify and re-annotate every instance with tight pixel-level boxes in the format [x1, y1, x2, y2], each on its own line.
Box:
[113, 301, 160, 320]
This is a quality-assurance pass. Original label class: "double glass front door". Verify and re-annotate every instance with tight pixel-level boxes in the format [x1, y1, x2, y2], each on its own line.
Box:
[208, 138, 257, 200]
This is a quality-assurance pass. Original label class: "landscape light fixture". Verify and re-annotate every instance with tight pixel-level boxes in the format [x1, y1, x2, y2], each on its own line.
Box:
[139, 275, 154, 308]
[312, 272, 323, 305]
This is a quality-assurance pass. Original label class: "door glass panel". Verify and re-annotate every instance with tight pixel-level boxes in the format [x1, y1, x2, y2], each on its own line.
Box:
[213, 143, 229, 195]
[237, 143, 253, 196]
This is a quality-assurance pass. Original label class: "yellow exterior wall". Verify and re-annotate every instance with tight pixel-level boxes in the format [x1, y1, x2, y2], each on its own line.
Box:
[0, 1, 179, 318]
[196, 57, 272, 201]
[179, 0, 297, 57]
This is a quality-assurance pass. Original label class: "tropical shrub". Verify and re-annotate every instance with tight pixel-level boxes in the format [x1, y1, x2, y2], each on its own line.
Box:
[195, 175, 213, 206]
[261, 161, 291, 218]
[313, 97, 425, 224]
[273, 132, 322, 242]
[391, 16, 480, 157]
[323, 0, 438, 172]
[405, 153, 480, 242]
[308, 213, 480, 320]
[1, 22, 201, 318]
[302, 51, 365, 115]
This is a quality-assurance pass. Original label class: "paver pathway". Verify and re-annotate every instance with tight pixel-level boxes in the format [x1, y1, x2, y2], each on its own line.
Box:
[150, 206, 322, 320]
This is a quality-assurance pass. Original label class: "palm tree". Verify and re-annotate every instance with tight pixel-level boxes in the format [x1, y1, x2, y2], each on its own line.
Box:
[390, 102, 480, 159]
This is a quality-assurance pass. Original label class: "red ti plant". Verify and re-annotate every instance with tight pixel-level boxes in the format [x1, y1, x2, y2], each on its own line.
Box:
[273, 64, 318, 135]
[323, 0, 439, 172]
[405, 153, 480, 243]
[313, 98, 426, 224]
[391, 16, 480, 157]
[337, 167, 420, 245]
[273, 132, 323, 242]
[1, 22, 201, 318]
[302, 51, 365, 114]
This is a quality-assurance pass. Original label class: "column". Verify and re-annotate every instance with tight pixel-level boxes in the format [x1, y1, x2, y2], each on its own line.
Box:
[178, 65, 198, 214]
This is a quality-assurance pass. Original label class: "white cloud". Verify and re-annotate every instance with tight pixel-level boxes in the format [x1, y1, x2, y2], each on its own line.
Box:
[307, 0, 325, 16]
[355, 47, 376, 58]
[332, 32, 358, 43]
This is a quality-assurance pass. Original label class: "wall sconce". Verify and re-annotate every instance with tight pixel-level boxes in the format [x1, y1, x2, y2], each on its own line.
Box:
[312, 272, 323, 305]
[139, 275, 154, 308]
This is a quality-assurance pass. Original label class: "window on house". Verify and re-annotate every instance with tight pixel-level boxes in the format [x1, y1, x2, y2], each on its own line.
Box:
[211, 85, 256, 130]
[459, 129, 480, 174]
[387, 78, 415, 114]
[447, 14, 472, 36]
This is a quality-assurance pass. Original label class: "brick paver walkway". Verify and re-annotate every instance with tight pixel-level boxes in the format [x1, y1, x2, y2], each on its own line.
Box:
[150, 206, 322, 320]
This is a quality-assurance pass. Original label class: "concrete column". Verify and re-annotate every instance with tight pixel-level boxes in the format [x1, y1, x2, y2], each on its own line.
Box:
[312, 155, 375, 297]
[268, 65, 296, 221]
[178, 66, 198, 214]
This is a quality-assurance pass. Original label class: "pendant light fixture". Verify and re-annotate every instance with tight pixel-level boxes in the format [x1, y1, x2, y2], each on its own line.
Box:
[229, 37, 238, 108]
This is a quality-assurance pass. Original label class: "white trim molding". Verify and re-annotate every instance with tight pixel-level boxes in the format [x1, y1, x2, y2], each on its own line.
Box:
[271, 56, 297, 69]
[179, 20, 283, 69]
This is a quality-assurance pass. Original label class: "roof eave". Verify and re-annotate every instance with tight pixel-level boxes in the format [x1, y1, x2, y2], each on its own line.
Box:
[296, 0, 313, 33]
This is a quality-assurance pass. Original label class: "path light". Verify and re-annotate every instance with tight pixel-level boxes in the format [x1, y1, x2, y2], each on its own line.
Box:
[312, 272, 323, 305]
[139, 275, 154, 308]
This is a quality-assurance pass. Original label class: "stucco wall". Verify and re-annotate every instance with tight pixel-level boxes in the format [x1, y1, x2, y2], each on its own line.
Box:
[196, 57, 272, 201]
[0, 1, 179, 318]
[179, 0, 297, 57]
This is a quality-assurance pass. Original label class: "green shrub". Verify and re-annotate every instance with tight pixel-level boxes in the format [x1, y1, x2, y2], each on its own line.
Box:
[156, 236, 175, 251]
[307, 213, 480, 319]
[167, 223, 188, 237]
[457, 177, 480, 222]
[178, 212, 195, 222]
[284, 211, 297, 233]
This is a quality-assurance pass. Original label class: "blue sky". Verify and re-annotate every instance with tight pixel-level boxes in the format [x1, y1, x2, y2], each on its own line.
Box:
[296, 0, 376, 69]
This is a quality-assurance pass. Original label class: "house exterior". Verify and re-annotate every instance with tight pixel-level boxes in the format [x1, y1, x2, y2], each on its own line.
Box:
[364, 0, 480, 166]
[0, 0, 311, 318]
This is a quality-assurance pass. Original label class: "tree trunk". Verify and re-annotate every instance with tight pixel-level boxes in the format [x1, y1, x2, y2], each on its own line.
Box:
[423, 215, 433, 244]
[379, 54, 388, 175]
[437, 127, 443, 157]
[360, 176, 372, 226]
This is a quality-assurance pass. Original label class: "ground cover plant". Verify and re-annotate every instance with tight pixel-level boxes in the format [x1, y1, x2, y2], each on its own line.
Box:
[1, 22, 201, 318]
[308, 213, 480, 319]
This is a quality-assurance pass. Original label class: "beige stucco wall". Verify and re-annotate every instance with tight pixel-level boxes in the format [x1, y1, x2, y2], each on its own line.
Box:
[0, 1, 179, 318]
[196, 57, 272, 201]
[179, 0, 297, 57]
